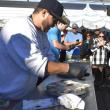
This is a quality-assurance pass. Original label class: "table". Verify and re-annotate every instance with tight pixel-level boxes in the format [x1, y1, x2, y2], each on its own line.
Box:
[38, 61, 97, 110]
[11, 62, 98, 110]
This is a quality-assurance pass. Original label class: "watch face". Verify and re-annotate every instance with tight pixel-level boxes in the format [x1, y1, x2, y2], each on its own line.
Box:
[76, 39, 79, 42]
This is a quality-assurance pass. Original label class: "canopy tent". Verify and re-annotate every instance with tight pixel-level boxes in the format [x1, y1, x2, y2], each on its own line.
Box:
[0, 7, 34, 27]
[0, 1, 110, 30]
[82, 3, 106, 29]
[65, 3, 108, 30]
[104, 16, 110, 30]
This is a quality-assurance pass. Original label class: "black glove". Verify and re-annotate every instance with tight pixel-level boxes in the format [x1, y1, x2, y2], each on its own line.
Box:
[68, 62, 90, 79]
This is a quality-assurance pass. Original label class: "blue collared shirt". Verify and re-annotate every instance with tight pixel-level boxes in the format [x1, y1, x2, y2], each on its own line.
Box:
[65, 31, 83, 55]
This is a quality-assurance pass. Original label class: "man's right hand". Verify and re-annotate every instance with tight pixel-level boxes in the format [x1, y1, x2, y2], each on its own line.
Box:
[65, 45, 71, 51]
[75, 41, 80, 45]
[68, 62, 90, 79]
[66, 45, 75, 51]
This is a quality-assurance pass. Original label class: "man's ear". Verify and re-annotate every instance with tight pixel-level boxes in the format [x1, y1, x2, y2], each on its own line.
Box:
[41, 9, 49, 18]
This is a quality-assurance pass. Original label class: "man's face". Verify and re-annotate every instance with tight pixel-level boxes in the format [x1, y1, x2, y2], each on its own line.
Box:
[42, 11, 58, 32]
[60, 23, 68, 31]
[72, 27, 78, 34]
[95, 29, 100, 36]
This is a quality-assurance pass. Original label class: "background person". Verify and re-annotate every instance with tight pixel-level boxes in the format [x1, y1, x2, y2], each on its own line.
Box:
[47, 15, 70, 61]
[64, 23, 83, 60]
[93, 29, 100, 41]
[80, 31, 93, 59]
[90, 31, 110, 86]
[59, 29, 68, 62]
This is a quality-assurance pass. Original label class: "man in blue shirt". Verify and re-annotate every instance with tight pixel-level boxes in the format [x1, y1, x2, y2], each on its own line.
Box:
[47, 17, 70, 61]
[64, 23, 83, 60]
[0, 0, 86, 101]
[0, 0, 71, 100]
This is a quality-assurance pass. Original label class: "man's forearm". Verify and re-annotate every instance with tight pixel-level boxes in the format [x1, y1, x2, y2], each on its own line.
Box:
[47, 61, 89, 79]
[47, 61, 69, 75]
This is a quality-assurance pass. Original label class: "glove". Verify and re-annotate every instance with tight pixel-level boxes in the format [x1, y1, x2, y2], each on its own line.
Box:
[68, 62, 81, 77]
[68, 62, 90, 79]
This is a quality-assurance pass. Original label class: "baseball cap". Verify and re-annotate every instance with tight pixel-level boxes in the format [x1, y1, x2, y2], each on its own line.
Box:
[72, 23, 78, 29]
[37, 0, 65, 23]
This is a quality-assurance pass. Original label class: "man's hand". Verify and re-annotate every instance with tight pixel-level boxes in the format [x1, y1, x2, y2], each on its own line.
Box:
[75, 41, 81, 45]
[66, 44, 75, 51]
[65, 45, 71, 51]
[97, 40, 105, 47]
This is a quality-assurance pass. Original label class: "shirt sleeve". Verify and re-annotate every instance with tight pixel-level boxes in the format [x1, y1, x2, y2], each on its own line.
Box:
[48, 28, 59, 41]
[104, 42, 110, 51]
[79, 34, 83, 41]
[64, 32, 70, 42]
[7, 34, 48, 78]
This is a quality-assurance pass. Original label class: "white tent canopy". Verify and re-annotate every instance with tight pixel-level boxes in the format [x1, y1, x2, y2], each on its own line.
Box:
[104, 16, 110, 30]
[65, 3, 108, 30]
[82, 3, 106, 29]
[0, 3, 110, 30]
[0, 7, 34, 27]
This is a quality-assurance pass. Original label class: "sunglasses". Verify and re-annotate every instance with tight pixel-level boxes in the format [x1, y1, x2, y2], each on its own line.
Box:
[87, 34, 91, 36]
[99, 36, 104, 37]
[72, 28, 77, 29]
